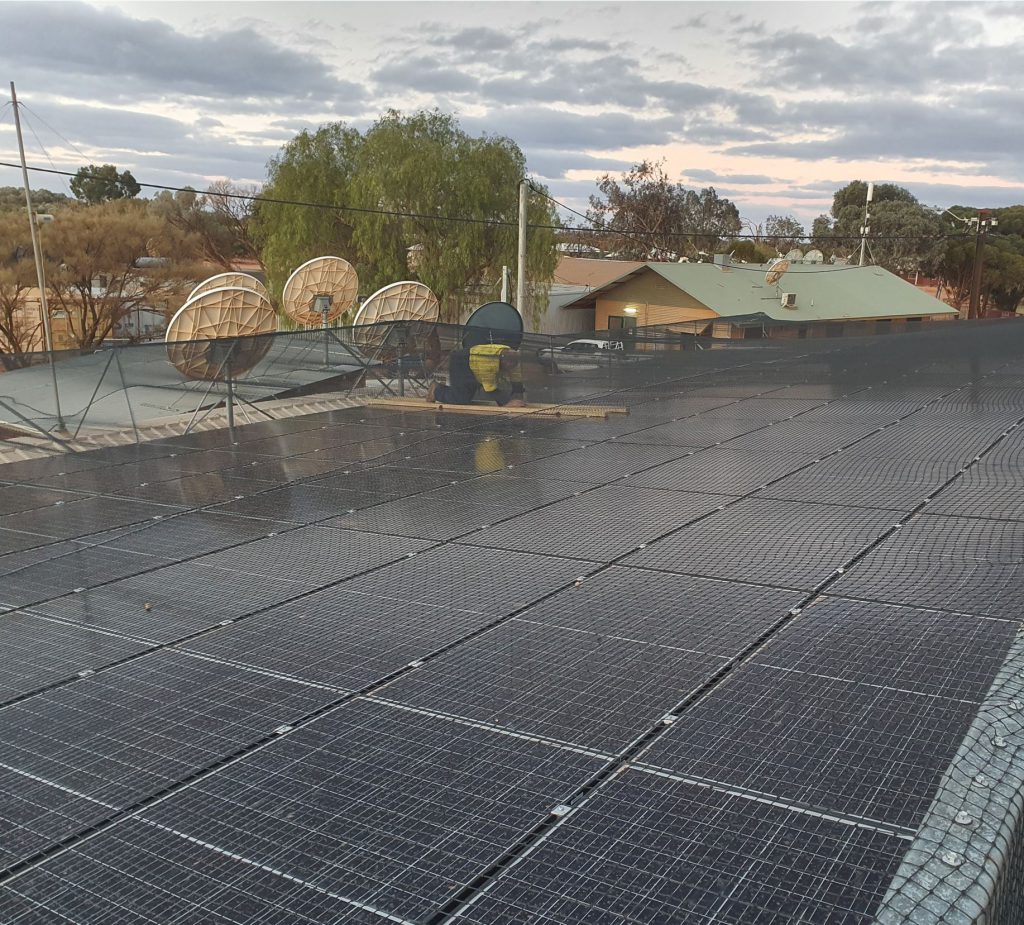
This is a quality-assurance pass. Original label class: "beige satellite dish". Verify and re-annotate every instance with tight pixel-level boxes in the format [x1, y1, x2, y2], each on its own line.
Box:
[166, 287, 277, 380]
[188, 272, 270, 303]
[353, 281, 440, 327]
[765, 259, 791, 286]
[282, 256, 359, 326]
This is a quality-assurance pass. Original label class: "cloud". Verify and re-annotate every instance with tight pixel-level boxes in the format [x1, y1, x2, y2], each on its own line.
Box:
[685, 169, 779, 185]
[0, 1, 367, 107]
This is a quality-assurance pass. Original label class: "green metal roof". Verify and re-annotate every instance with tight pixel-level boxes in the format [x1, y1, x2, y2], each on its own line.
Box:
[565, 261, 958, 322]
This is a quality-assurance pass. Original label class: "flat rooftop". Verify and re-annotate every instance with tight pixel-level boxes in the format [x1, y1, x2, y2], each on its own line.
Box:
[1, 322, 1024, 924]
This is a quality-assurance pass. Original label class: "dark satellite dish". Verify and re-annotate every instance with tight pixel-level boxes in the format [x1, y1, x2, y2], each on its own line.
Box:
[463, 301, 523, 348]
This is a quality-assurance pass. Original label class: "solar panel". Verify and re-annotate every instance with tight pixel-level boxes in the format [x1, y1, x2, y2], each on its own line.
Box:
[452, 771, 907, 925]
[2, 320, 1023, 924]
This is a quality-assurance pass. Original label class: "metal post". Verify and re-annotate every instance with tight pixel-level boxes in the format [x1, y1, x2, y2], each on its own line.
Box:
[225, 344, 236, 435]
[516, 179, 528, 315]
[968, 211, 991, 320]
[500, 265, 510, 303]
[858, 181, 874, 267]
[114, 348, 140, 444]
[10, 81, 64, 430]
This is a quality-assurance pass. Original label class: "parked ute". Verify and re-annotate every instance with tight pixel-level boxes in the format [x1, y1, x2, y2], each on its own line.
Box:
[537, 338, 625, 360]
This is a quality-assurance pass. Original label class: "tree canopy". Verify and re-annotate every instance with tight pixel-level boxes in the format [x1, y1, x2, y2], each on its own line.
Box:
[70, 164, 141, 204]
[40, 199, 198, 348]
[585, 160, 741, 260]
[254, 111, 559, 323]
[0, 187, 71, 213]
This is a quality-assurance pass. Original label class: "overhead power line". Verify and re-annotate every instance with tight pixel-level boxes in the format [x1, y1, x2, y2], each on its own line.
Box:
[0, 160, 974, 244]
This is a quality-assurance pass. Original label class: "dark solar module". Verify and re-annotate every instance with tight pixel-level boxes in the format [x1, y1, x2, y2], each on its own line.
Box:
[627, 447, 809, 494]
[504, 442, 694, 483]
[217, 453, 356, 482]
[382, 617, 728, 751]
[0, 611, 151, 703]
[109, 472, 273, 506]
[119, 699, 603, 921]
[0, 766, 112, 873]
[181, 584, 515, 689]
[31, 561, 312, 643]
[615, 416, 773, 446]
[394, 436, 586, 474]
[723, 418, 883, 456]
[462, 485, 730, 561]
[310, 465, 473, 496]
[841, 418, 1011, 464]
[639, 661, 976, 827]
[191, 525, 431, 586]
[209, 483, 382, 522]
[0, 818, 384, 924]
[0, 528, 55, 556]
[328, 496, 503, 540]
[751, 596, 1015, 702]
[0, 545, 175, 609]
[695, 398, 827, 418]
[455, 771, 907, 925]
[0, 650, 336, 808]
[762, 456, 963, 511]
[416, 472, 582, 509]
[510, 566, 803, 652]
[0, 485, 92, 516]
[82, 510, 297, 559]
[340, 544, 594, 617]
[0, 496, 180, 543]
[829, 514, 1024, 618]
[624, 498, 897, 589]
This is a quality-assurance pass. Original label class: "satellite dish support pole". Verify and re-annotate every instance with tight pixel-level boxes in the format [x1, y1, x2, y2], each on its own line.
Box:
[516, 180, 528, 315]
[11, 81, 65, 430]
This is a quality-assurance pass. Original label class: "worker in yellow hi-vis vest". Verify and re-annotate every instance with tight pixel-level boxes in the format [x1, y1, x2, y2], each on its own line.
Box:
[427, 344, 525, 407]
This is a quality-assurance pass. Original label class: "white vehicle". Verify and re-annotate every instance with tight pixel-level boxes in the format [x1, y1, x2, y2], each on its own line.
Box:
[537, 339, 625, 360]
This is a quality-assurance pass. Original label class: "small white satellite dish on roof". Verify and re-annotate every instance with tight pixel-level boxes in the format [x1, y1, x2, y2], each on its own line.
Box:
[764, 259, 791, 286]
[188, 272, 270, 304]
[805, 249, 824, 264]
[282, 256, 359, 327]
[784, 248, 805, 262]
[166, 287, 276, 380]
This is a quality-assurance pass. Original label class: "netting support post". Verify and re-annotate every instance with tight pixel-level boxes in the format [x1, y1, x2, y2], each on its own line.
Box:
[72, 348, 115, 440]
[113, 348, 140, 444]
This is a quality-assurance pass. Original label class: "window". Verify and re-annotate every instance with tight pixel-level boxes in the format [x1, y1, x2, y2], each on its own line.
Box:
[608, 315, 637, 331]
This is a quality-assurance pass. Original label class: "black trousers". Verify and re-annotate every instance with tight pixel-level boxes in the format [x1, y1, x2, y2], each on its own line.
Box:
[434, 348, 522, 406]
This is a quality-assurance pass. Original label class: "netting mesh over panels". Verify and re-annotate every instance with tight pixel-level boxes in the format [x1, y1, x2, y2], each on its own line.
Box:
[1, 319, 1024, 924]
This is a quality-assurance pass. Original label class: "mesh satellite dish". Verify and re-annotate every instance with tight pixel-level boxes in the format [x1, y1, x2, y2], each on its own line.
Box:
[353, 281, 440, 327]
[805, 249, 824, 264]
[282, 256, 359, 326]
[463, 301, 524, 348]
[784, 248, 805, 262]
[764, 259, 791, 286]
[166, 287, 276, 380]
[188, 272, 270, 303]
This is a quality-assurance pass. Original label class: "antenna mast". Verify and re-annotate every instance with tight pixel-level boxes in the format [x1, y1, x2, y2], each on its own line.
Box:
[10, 81, 64, 429]
[858, 181, 874, 267]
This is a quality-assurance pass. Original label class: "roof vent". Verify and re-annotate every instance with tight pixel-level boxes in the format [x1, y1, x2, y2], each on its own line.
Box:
[781, 293, 797, 309]
[713, 253, 731, 270]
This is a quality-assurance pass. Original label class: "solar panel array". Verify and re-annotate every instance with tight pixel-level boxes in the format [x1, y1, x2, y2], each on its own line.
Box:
[2, 321, 1024, 924]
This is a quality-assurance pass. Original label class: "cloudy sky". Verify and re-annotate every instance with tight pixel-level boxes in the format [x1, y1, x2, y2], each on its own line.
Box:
[1, 0, 1021, 226]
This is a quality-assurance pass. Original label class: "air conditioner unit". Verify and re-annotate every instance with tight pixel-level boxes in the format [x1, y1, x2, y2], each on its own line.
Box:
[781, 293, 797, 309]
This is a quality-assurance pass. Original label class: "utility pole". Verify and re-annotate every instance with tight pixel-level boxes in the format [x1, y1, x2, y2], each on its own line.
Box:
[968, 209, 996, 320]
[516, 179, 528, 315]
[858, 181, 874, 267]
[10, 81, 64, 430]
